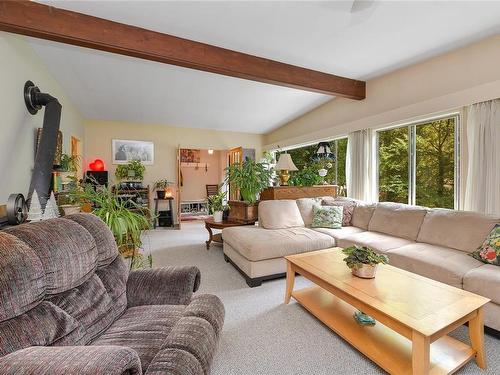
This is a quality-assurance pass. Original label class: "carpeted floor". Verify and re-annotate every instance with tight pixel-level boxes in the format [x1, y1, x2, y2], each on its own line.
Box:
[145, 222, 500, 375]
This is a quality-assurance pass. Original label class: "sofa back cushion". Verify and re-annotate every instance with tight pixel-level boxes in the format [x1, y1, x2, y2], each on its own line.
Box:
[258, 200, 305, 229]
[369, 202, 427, 240]
[295, 198, 322, 226]
[6, 219, 98, 294]
[0, 233, 45, 322]
[417, 209, 500, 252]
[351, 202, 376, 230]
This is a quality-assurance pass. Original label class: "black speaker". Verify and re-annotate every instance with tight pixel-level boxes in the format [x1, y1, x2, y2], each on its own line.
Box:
[85, 171, 108, 186]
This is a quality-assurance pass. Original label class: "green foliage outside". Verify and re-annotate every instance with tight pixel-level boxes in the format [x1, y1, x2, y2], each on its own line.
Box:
[378, 118, 455, 208]
[277, 138, 347, 189]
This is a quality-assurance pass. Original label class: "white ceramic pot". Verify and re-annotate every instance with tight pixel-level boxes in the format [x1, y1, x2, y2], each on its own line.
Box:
[352, 264, 378, 279]
[213, 211, 223, 222]
[61, 204, 81, 216]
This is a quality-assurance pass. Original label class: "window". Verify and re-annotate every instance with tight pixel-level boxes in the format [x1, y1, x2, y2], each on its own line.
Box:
[277, 138, 348, 189]
[377, 115, 459, 209]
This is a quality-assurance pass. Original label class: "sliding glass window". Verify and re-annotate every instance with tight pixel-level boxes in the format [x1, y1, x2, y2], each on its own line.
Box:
[377, 115, 459, 209]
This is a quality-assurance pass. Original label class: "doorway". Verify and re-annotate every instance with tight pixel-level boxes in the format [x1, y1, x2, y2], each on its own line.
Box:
[177, 148, 229, 224]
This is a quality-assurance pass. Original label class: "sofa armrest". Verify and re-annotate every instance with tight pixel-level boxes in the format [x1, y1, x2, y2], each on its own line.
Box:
[127, 266, 201, 307]
[0, 346, 141, 375]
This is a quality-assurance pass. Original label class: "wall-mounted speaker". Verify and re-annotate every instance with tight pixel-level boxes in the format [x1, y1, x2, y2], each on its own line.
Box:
[85, 171, 108, 186]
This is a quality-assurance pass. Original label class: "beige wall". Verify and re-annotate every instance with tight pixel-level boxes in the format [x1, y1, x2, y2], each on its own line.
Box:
[181, 149, 224, 201]
[84, 120, 263, 216]
[264, 35, 500, 149]
[0, 34, 85, 204]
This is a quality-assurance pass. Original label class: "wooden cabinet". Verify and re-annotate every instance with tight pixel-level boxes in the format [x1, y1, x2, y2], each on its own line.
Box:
[260, 186, 337, 201]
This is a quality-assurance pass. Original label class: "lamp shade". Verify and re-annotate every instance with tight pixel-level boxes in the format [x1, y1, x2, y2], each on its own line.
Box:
[275, 153, 298, 171]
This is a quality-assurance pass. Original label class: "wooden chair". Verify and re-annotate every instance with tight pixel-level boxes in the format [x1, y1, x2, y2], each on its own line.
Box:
[206, 184, 219, 197]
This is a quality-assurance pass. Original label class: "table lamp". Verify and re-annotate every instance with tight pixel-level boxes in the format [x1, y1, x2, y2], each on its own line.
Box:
[275, 153, 298, 186]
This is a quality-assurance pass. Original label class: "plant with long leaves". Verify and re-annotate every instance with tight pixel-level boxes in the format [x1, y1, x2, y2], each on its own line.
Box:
[225, 158, 273, 203]
[71, 183, 152, 269]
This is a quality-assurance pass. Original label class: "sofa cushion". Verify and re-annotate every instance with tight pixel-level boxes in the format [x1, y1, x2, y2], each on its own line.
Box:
[0, 301, 83, 356]
[337, 231, 413, 254]
[222, 226, 334, 261]
[0, 233, 45, 322]
[322, 198, 356, 226]
[417, 209, 499, 252]
[6, 219, 98, 294]
[91, 304, 185, 371]
[464, 265, 500, 304]
[312, 226, 365, 240]
[65, 213, 119, 268]
[311, 205, 343, 229]
[351, 202, 376, 230]
[295, 198, 322, 226]
[469, 224, 500, 266]
[258, 200, 304, 229]
[386, 243, 483, 289]
[369, 202, 428, 240]
[48, 274, 116, 344]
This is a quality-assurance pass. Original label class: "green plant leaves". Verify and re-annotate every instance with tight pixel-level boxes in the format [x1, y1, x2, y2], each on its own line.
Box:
[225, 159, 272, 203]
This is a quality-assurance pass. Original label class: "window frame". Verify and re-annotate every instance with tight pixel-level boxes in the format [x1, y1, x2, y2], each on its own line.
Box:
[375, 113, 461, 209]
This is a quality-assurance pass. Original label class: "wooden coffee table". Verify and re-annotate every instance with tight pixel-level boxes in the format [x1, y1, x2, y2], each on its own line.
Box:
[285, 248, 490, 375]
[204, 218, 255, 250]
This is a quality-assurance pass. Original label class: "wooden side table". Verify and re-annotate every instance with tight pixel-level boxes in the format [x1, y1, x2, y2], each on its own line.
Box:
[204, 218, 255, 250]
[154, 197, 174, 229]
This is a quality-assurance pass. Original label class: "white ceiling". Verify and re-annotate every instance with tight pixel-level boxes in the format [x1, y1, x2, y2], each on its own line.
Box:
[28, 1, 500, 134]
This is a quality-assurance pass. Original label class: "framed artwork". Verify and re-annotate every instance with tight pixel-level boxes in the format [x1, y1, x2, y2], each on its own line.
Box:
[112, 139, 154, 165]
[180, 148, 201, 163]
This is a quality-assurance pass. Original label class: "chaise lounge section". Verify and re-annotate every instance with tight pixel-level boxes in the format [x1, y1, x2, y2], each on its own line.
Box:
[223, 198, 500, 332]
[0, 213, 224, 375]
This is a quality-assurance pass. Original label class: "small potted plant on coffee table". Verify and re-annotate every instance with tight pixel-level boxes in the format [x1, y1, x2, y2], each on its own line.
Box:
[207, 190, 229, 223]
[154, 179, 172, 199]
[342, 245, 388, 279]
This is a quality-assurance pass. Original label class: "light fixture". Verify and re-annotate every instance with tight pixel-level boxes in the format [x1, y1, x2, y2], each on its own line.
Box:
[89, 159, 105, 171]
[312, 141, 335, 161]
[208, 149, 214, 155]
[275, 153, 298, 186]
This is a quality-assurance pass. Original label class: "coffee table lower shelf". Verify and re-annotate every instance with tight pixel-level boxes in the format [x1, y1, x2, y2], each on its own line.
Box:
[292, 286, 475, 375]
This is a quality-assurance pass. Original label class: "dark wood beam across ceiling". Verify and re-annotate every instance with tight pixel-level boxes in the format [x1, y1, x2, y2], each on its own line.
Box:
[0, 1, 366, 99]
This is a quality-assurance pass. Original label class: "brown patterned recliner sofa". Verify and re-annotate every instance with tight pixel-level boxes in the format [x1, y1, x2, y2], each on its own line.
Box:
[0, 213, 224, 374]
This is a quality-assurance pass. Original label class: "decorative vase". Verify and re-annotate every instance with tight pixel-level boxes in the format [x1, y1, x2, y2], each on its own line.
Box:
[352, 264, 378, 279]
[213, 211, 223, 222]
[156, 190, 166, 199]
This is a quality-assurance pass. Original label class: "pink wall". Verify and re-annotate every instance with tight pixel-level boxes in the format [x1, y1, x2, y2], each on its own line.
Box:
[181, 149, 225, 201]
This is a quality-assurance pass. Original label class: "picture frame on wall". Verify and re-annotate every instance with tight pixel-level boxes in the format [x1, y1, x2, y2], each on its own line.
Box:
[112, 139, 154, 165]
[180, 148, 201, 163]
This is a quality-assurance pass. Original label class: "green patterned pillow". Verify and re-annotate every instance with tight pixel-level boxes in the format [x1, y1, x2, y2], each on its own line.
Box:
[470, 224, 500, 266]
[311, 205, 343, 229]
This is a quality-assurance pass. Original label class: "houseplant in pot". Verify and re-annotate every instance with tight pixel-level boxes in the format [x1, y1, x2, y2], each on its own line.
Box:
[342, 245, 388, 279]
[115, 160, 145, 189]
[224, 158, 272, 223]
[207, 189, 229, 223]
[154, 179, 172, 199]
[70, 183, 153, 269]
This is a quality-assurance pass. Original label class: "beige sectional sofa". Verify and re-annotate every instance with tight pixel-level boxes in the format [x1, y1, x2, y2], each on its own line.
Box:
[222, 198, 500, 332]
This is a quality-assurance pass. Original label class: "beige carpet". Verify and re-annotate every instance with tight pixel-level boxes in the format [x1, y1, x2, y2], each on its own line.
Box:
[145, 222, 500, 375]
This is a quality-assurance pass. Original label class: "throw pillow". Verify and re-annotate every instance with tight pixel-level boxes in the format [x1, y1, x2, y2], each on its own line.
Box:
[311, 205, 343, 229]
[322, 198, 356, 226]
[470, 224, 500, 266]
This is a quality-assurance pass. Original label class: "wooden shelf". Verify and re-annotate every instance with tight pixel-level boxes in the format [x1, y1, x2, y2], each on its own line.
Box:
[292, 286, 475, 375]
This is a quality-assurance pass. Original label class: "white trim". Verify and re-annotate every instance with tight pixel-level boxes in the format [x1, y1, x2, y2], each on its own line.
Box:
[270, 135, 348, 153]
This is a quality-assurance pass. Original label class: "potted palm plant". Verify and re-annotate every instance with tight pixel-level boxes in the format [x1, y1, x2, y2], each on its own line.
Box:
[224, 158, 272, 223]
[207, 189, 229, 222]
[342, 246, 388, 278]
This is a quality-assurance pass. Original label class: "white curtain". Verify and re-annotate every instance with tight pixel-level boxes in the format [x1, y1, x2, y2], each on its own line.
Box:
[346, 129, 374, 202]
[464, 99, 500, 215]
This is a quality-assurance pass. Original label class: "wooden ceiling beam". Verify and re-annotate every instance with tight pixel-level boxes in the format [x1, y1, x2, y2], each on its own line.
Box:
[0, 1, 366, 99]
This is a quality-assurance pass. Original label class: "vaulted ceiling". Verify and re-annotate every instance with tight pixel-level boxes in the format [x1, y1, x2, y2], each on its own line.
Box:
[25, 1, 500, 134]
